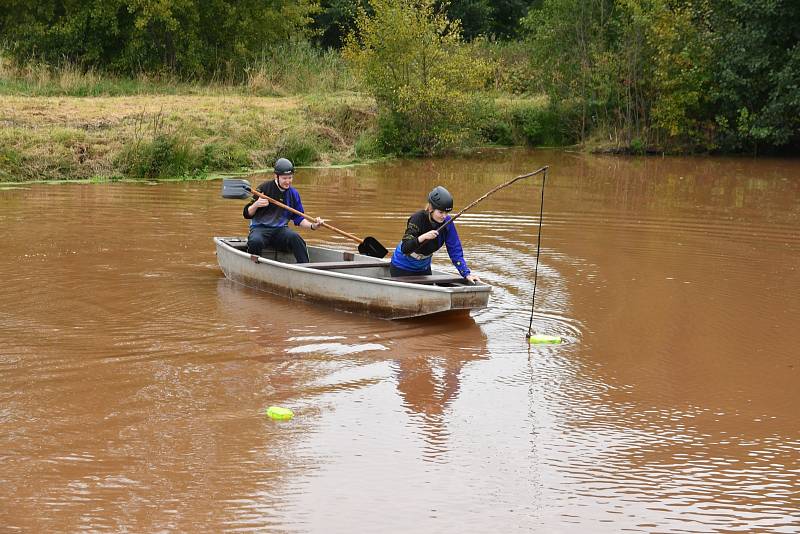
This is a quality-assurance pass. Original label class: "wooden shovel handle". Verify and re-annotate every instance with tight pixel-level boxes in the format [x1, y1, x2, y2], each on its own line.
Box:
[247, 186, 363, 243]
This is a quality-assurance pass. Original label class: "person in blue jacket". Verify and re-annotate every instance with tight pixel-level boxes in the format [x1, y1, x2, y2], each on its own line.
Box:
[390, 186, 482, 283]
[243, 157, 322, 263]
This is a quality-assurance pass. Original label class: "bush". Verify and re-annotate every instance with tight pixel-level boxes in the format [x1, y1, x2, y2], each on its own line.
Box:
[471, 98, 576, 147]
[271, 132, 322, 167]
[118, 134, 199, 179]
[473, 39, 540, 95]
[511, 106, 566, 146]
[480, 119, 515, 146]
[344, 0, 491, 155]
[353, 130, 383, 160]
[0, 146, 24, 182]
[469, 97, 514, 145]
[373, 85, 483, 156]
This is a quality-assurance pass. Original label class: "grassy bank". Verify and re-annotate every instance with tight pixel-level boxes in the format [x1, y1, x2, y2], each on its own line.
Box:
[0, 93, 387, 183]
[0, 41, 384, 183]
[0, 44, 559, 183]
[1, 90, 559, 183]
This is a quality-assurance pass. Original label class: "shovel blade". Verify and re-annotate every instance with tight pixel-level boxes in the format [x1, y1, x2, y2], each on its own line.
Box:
[358, 236, 389, 259]
[222, 178, 253, 199]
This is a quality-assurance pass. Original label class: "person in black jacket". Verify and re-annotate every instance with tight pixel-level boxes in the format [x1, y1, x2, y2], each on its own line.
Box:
[243, 158, 322, 263]
[390, 186, 481, 283]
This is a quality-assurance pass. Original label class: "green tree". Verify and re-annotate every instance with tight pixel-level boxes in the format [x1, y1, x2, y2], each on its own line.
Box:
[710, 0, 800, 152]
[523, 0, 622, 142]
[343, 0, 490, 154]
[487, 0, 538, 39]
[312, 0, 367, 49]
[0, 0, 127, 67]
[645, 0, 714, 149]
[444, 0, 492, 40]
[0, 0, 319, 78]
[523, 0, 717, 151]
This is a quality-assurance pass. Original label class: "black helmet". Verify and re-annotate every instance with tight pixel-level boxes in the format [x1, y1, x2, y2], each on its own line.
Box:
[274, 158, 294, 175]
[428, 186, 453, 212]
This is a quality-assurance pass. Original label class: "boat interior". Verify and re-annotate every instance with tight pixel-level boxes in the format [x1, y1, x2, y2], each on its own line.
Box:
[220, 237, 471, 286]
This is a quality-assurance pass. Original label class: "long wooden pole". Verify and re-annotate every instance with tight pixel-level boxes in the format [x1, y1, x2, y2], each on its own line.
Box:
[439, 166, 549, 231]
[245, 185, 364, 243]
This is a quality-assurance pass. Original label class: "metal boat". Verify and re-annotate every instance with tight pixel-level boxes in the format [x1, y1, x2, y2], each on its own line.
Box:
[214, 237, 491, 319]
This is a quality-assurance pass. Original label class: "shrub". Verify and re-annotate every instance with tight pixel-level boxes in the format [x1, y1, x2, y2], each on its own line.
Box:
[471, 98, 577, 147]
[511, 106, 555, 146]
[117, 134, 198, 179]
[271, 132, 322, 167]
[245, 38, 359, 95]
[343, 0, 491, 155]
[469, 98, 515, 146]
[353, 129, 383, 160]
[0, 146, 24, 182]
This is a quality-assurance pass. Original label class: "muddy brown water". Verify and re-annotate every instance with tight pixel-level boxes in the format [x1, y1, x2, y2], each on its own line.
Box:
[1, 149, 798, 533]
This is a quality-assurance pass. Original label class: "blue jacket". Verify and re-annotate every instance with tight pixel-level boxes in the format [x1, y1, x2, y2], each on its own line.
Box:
[390, 210, 471, 277]
[243, 179, 305, 228]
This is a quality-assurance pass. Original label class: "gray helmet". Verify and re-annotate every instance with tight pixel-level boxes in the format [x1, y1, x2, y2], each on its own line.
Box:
[274, 158, 294, 175]
[428, 186, 453, 212]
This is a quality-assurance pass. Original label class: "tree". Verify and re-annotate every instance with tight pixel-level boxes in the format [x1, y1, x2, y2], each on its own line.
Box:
[0, 0, 319, 78]
[312, 0, 367, 49]
[523, 0, 622, 142]
[487, 0, 538, 39]
[523, 0, 717, 151]
[710, 0, 800, 152]
[343, 0, 490, 154]
[645, 0, 714, 149]
[444, 0, 492, 41]
[443, 0, 539, 41]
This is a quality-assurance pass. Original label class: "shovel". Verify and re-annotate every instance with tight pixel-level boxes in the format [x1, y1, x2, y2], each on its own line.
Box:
[221, 178, 389, 259]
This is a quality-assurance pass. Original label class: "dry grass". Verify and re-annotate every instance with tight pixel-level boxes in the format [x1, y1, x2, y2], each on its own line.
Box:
[0, 93, 378, 182]
[0, 94, 301, 128]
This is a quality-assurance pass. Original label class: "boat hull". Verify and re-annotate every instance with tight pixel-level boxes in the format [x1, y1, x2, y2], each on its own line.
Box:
[214, 237, 490, 319]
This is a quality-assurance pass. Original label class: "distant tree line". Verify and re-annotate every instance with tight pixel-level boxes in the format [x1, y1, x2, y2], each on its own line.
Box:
[0, 0, 318, 78]
[313, 0, 540, 48]
[0, 0, 538, 74]
[1, 0, 797, 153]
[524, 0, 800, 153]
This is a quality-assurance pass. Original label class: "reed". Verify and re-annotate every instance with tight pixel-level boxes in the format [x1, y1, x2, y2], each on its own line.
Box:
[244, 39, 359, 96]
[0, 41, 358, 97]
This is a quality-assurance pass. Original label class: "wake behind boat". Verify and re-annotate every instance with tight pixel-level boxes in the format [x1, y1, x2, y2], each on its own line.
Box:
[214, 237, 491, 319]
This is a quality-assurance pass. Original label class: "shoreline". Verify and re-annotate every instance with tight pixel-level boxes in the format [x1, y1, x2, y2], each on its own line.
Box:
[0, 91, 569, 184]
[0, 159, 393, 187]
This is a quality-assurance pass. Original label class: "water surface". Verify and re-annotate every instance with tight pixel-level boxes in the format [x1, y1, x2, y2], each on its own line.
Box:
[1, 149, 798, 532]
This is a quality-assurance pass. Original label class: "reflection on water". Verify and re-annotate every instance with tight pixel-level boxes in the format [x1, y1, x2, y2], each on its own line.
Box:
[1, 148, 799, 532]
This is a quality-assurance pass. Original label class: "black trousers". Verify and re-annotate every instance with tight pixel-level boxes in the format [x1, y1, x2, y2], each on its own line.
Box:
[247, 226, 310, 263]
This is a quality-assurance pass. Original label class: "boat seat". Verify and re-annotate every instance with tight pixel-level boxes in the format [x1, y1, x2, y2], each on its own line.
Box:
[382, 274, 468, 285]
[304, 260, 389, 270]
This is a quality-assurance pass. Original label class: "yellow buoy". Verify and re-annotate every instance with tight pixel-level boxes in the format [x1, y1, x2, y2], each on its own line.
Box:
[266, 406, 294, 420]
[528, 334, 562, 345]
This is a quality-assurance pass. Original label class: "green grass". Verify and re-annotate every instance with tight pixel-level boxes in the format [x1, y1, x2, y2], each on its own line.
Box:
[0, 39, 358, 98]
[0, 92, 382, 183]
